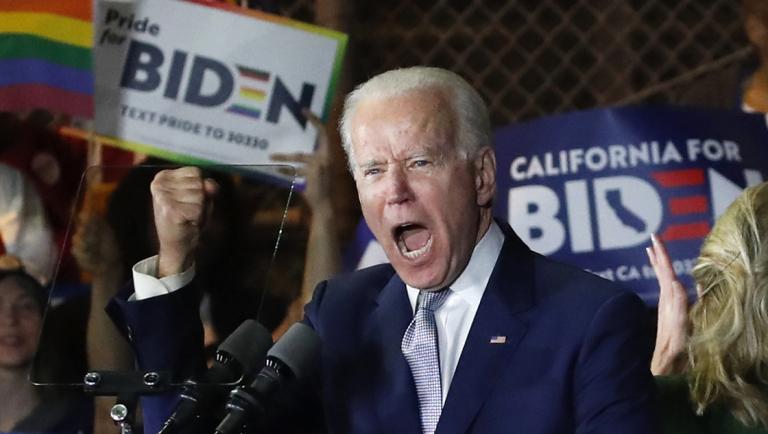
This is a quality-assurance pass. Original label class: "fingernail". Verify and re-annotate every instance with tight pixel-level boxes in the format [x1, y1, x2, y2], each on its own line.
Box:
[651, 233, 659, 244]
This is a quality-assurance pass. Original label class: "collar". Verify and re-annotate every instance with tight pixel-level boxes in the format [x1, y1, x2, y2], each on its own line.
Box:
[406, 221, 505, 312]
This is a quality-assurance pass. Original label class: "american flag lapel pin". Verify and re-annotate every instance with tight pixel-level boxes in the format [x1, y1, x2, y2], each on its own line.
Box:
[489, 335, 507, 344]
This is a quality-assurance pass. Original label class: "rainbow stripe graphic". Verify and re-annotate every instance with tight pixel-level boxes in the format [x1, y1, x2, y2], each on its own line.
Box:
[0, 1, 93, 117]
[226, 64, 271, 120]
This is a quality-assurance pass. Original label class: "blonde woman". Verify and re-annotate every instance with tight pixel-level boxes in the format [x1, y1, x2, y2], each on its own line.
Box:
[647, 182, 768, 434]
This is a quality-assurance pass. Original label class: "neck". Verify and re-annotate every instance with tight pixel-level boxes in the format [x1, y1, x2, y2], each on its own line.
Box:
[475, 210, 493, 245]
[0, 366, 38, 431]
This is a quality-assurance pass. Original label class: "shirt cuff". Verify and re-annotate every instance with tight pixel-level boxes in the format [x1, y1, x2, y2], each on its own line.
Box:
[131, 255, 196, 301]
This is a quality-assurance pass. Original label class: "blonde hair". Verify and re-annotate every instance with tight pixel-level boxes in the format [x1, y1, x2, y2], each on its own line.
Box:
[688, 181, 768, 427]
[339, 66, 491, 170]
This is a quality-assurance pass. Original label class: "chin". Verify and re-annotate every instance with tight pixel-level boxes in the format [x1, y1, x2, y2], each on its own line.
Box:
[383, 243, 450, 288]
[395, 266, 447, 290]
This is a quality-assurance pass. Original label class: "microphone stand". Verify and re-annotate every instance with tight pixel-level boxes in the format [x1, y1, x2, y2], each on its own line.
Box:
[215, 359, 285, 434]
[109, 393, 137, 434]
[83, 370, 173, 434]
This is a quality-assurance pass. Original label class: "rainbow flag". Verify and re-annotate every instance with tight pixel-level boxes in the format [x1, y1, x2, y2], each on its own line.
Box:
[0, 1, 93, 117]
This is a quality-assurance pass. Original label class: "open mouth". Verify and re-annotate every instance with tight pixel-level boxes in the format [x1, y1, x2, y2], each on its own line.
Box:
[394, 223, 433, 259]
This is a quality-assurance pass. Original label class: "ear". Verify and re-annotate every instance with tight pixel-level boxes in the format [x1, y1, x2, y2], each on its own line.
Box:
[473, 146, 496, 207]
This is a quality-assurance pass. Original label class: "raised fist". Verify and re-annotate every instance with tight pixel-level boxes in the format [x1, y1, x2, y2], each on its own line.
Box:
[150, 167, 218, 277]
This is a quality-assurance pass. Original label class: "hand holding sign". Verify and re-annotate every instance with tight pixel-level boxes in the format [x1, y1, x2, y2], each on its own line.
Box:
[150, 167, 218, 277]
[270, 110, 334, 214]
[646, 234, 689, 375]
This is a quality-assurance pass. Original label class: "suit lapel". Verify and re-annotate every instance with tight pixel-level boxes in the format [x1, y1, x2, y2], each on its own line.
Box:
[369, 273, 422, 432]
[437, 224, 535, 434]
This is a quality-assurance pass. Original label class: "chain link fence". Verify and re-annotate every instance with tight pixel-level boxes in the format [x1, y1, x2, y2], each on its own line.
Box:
[282, 0, 749, 126]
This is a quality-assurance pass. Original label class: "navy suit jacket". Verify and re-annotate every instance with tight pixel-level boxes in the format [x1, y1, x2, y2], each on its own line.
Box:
[110, 223, 660, 434]
[302, 223, 659, 433]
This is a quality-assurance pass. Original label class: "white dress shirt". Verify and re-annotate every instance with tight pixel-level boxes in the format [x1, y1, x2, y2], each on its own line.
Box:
[406, 221, 505, 403]
[132, 255, 196, 300]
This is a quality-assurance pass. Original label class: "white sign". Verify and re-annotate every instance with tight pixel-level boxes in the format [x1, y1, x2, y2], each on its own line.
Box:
[93, 0, 347, 172]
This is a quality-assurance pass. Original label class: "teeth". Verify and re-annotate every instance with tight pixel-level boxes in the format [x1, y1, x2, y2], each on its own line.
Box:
[395, 223, 414, 234]
[398, 235, 432, 259]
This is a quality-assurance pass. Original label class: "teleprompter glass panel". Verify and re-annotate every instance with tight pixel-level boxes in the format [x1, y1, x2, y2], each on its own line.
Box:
[29, 164, 297, 388]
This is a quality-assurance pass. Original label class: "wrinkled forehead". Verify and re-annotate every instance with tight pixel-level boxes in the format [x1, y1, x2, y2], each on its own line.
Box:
[349, 89, 458, 159]
[353, 86, 455, 120]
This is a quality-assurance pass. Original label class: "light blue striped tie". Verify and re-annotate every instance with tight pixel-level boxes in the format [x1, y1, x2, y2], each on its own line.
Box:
[401, 288, 450, 434]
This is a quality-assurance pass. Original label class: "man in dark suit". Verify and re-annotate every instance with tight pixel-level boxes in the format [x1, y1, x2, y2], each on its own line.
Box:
[110, 66, 660, 434]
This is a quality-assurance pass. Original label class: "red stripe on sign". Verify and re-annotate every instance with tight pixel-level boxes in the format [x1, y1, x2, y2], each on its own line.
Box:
[0, 83, 92, 117]
[1, 0, 92, 21]
[652, 169, 705, 187]
[237, 66, 270, 81]
[669, 196, 708, 215]
[661, 222, 711, 241]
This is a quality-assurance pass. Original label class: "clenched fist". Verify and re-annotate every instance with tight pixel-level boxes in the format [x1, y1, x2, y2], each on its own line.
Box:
[150, 167, 218, 277]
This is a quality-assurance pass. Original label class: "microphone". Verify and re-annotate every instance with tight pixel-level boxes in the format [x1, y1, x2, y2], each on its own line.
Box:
[214, 322, 321, 434]
[158, 319, 273, 434]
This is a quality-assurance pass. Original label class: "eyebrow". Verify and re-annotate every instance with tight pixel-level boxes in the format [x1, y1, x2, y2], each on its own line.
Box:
[357, 160, 385, 170]
[358, 151, 440, 167]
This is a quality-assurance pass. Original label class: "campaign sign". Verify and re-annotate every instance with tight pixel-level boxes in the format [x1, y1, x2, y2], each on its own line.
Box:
[93, 0, 346, 175]
[496, 105, 768, 304]
[344, 106, 768, 305]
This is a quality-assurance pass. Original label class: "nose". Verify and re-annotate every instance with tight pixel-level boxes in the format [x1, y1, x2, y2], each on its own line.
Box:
[0, 306, 18, 326]
[384, 165, 413, 206]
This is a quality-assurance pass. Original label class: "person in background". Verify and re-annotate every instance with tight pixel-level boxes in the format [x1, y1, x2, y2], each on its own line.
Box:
[677, 0, 768, 112]
[648, 182, 768, 434]
[0, 258, 92, 433]
[0, 111, 88, 286]
[0, 163, 56, 285]
[72, 211, 132, 434]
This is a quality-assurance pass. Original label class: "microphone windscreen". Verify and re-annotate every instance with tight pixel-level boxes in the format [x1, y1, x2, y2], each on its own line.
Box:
[266, 322, 321, 381]
[218, 319, 273, 377]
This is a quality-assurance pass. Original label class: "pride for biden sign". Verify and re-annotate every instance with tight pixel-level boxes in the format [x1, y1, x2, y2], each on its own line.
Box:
[93, 0, 346, 173]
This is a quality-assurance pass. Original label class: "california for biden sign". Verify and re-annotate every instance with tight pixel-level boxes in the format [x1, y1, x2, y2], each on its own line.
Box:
[93, 0, 346, 175]
[496, 106, 768, 303]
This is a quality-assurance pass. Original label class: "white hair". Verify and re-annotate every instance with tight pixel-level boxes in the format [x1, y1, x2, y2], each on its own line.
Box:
[339, 67, 491, 170]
